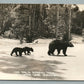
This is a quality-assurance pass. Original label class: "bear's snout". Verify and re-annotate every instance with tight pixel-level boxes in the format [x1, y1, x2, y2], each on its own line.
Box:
[69, 42, 74, 47]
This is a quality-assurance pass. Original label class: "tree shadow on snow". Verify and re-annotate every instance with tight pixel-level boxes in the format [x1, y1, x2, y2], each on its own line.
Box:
[49, 55, 76, 57]
[0, 56, 66, 80]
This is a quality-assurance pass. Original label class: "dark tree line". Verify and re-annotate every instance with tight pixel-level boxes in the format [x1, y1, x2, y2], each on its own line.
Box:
[0, 4, 83, 43]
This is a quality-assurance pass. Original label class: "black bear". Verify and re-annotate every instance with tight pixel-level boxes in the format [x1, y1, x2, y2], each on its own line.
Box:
[23, 47, 34, 55]
[48, 40, 74, 56]
[11, 47, 23, 56]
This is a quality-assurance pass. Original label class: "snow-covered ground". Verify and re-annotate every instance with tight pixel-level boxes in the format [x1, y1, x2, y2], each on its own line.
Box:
[0, 35, 84, 80]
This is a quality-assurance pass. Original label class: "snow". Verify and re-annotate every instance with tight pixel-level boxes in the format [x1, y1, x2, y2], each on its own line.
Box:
[0, 35, 84, 80]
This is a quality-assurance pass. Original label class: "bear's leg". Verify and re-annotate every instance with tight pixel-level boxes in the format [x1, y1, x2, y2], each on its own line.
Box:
[10, 50, 13, 56]
[48, 50, 54, 55]
[63, 48, 67, 56]
[24, 51, 26, 55]
[51, 49, 55, 56]
[15, 51, 18, 56]
[49, 48, 55, 56]
[19, 52, 22, 56]
[27, 51, 30, 55]
[57, 49, 61, 55]
[48, 50, 51, 55]
[48, 48, 55, 56]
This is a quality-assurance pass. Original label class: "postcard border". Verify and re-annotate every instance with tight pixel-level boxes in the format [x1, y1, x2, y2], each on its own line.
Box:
[0, 0, 84, 84]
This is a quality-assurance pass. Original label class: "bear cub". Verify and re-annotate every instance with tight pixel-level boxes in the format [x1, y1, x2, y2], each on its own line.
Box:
[23, 47, 34, 55]
[10, 47, 23, 56]
[11, 47, 34, 56]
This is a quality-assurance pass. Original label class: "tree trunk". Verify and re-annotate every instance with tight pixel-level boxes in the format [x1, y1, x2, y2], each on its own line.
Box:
[56, 4, 59, 40]
[68, 5, 71, 41]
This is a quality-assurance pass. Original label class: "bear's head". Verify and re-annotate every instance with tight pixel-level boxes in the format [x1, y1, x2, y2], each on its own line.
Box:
[30, 48, 34, 52]
[68, 42, 74, 47]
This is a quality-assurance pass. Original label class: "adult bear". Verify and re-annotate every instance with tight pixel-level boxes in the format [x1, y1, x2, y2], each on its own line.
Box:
[48, 40, 74, 56]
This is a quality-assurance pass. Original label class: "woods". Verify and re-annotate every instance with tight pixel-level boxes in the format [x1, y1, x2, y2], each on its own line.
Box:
[0, 4, 83, 43]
